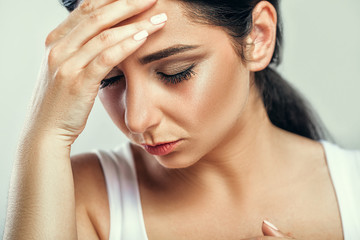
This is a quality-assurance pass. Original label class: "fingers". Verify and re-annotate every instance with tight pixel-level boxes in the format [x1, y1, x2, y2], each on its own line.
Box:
[80, 29, 149, 86]
[48, 0, 159, 67]
[240, 220, 296, 240]
[262, 220, 294, 239]
[46, 0, 160, 71]
[45, 0, 167, 93]
[46, 0, 157, 47]
[241, 237, 291, 240]
[65, 13, 167, 70]
[64, 0, 159, 50]
[60, 13, 167, 88]
[262, 220, 286, 237]
[46, 0, 117, 46]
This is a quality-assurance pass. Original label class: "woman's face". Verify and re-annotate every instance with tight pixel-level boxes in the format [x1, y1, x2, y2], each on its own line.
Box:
[98, 0, 251, 168]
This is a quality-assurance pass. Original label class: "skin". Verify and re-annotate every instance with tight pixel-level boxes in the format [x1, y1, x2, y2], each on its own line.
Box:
[3, 0, 343, 239]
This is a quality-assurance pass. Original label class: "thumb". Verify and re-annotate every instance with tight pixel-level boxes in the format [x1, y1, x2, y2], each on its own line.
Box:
[262, 220, 293, 238]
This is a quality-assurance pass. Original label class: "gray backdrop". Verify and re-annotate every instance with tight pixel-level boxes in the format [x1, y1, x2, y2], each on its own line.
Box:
[1, 0, 359, 234]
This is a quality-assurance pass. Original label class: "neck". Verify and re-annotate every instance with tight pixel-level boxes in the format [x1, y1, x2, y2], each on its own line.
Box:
[165, 85, 287, 198]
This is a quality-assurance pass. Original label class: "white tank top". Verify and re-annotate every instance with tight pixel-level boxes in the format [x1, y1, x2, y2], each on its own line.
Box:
[93, 141, 360, 239]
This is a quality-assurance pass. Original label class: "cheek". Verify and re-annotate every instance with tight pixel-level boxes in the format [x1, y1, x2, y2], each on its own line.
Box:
[171, 57, 249, 139]
[156, 55, 249, 166]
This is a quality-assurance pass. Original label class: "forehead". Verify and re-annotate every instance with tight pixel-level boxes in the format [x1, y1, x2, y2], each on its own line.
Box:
[119, 0, 188, 26]
[114, 0, 232, 58]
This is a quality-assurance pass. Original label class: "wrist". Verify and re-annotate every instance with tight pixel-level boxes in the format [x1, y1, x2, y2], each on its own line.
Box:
[17, 128, 73, 157]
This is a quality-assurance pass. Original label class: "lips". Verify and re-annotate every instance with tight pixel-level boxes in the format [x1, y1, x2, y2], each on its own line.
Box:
[143, 140, 181, 156]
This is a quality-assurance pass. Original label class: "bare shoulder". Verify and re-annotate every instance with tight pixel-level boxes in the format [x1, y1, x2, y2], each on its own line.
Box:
[71, 153, 110, 240]
[275, 129, 343, 239]
[275, 127, 325, 160]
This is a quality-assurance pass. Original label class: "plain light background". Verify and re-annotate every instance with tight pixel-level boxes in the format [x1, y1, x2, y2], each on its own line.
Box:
[1, 0, 359, 234]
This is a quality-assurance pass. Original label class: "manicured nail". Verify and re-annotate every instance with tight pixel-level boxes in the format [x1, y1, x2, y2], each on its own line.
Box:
[150, 13, 168, 25]
[263, 220, 279, 231]
[133, 30, 149, 41]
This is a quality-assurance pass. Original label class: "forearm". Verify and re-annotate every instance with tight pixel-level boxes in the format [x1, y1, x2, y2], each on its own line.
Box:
[4, 132, 77, 239]
[3, 0, 164, 238]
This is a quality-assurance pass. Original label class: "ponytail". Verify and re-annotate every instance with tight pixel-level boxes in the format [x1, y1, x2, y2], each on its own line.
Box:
[255, 68, 327, 140]
[253, 1, 328, 140]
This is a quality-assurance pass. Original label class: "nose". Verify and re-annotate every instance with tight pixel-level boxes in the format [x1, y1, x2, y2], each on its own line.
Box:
[124, 78, 162, 134]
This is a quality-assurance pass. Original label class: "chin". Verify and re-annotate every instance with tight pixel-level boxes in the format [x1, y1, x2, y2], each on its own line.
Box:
[155, 152, 199, 169]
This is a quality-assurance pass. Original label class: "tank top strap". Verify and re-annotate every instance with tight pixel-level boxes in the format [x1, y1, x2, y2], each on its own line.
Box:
[321, 140, 360, 239]
[92, 142, 148, 240]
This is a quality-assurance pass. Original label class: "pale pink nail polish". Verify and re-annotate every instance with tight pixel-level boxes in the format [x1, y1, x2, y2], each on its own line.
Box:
[150, 13, 168, 25]
[263, 220, 279, 231]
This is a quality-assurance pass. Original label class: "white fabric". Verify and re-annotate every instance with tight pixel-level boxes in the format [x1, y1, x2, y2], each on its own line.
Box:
[94, 141, 360, 240]
[321, 141, 360, 239]
[93, 143, 148, 240]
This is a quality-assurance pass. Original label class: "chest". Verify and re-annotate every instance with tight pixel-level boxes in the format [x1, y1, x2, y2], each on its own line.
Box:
[141, 200, 343, 240]
[138, 178, 344, 240]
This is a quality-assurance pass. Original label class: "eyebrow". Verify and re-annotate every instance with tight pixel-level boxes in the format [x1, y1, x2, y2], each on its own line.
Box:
[139, 44, 200, 65]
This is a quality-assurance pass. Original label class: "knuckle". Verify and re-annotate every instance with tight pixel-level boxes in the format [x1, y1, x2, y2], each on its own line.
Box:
[79, 0, 95, 14]
[99, 51, 116, 66]
[55, 63, 72, 81]
[134, 24, 145, 33]
[98, 30, 113, 43]
[120, 40, 132, 53]
[48, 46, 61, 65]
[116, 43, 128, 57]
[126, 0, 141, 9]
[45, 30, 58, 47]
[88, 11, 103, 23]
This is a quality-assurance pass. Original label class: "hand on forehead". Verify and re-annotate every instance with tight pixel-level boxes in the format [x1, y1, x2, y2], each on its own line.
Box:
[112, 0, 187, 29]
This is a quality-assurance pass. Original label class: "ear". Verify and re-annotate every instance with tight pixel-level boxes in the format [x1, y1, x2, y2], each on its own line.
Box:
[245, 1, 277, 72]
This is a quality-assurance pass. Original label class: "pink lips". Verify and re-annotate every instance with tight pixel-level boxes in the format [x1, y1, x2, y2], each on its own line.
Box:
[143, 140, 181, 156]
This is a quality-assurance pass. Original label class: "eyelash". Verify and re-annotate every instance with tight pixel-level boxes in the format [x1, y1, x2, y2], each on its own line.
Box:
[157, 64, 196, 85]
[100, 76, 123, 89]
[100, 64, 196, 89]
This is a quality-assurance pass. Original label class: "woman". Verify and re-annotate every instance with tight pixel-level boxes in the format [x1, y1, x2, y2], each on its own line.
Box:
[3, 0, 360, 239]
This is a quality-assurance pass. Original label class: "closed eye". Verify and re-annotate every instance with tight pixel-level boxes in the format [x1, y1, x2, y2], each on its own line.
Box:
[157, 64, 196, 85]
[99, 64, 196, 89]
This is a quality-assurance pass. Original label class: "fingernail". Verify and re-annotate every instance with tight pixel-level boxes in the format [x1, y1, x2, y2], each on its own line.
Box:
[133, 30, 149, 41]
[263, 220, 279, 231]
[150, 13, 168, 25]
